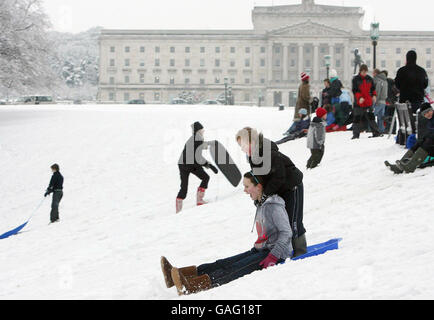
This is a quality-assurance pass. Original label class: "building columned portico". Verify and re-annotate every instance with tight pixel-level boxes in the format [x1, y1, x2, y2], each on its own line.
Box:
[98, 0, 434, 106]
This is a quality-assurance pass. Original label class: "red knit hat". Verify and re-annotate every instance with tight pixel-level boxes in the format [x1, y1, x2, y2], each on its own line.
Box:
[316, 107, 327, 118]
[301, 72, 310, 81]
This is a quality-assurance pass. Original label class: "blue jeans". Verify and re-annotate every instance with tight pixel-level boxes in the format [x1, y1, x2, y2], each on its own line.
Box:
[197, 248, 273, 287]
[374, 103, 386, 133]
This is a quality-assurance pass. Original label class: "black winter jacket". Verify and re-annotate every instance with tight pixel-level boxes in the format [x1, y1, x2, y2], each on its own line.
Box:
[178, 133, 209, 168]
[395, 53, 428, 104]
[249, 135, 303, 194]
[47, 171, 63, 194]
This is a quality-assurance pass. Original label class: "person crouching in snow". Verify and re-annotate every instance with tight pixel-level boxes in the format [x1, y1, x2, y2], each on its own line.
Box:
[385, 103, 434, 174]
[306, 107, 327, 169]
[161, 172, 292, 295]
[176, 122, 218, 213]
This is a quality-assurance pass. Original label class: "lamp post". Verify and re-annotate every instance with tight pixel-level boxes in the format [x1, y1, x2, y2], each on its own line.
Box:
[324, 55, 331, 79]
[370, 22, 380, 69]
[224, 77, 229, 105]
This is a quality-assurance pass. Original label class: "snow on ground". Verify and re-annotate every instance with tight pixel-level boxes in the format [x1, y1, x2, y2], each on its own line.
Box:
[0, 104, 433, 300]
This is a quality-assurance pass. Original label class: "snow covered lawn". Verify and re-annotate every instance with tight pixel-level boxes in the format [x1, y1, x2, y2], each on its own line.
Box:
[0, 104, 433, 299]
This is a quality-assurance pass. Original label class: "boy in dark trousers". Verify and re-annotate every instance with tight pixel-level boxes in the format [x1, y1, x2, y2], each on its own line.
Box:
[176, 122, 218, 214]
[44, 164, 64, 223]
[306, 107, 327, 169]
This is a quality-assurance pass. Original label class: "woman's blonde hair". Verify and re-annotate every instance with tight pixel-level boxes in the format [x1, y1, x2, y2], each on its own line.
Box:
[235, 127, 259, 145]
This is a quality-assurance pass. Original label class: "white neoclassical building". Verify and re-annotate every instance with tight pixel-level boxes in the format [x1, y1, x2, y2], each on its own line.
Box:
[98, 0, 434, 106]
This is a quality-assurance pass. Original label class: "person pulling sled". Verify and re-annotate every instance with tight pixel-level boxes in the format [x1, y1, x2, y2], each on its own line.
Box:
[176, 122, 218, 213]
[44, 164, 64, 223]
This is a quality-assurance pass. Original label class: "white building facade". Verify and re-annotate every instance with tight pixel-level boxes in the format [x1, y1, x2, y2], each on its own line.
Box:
[98, 0, 434, 106]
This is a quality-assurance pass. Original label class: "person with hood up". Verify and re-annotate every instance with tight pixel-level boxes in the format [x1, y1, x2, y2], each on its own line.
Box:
[351, 64, 382, 139]
[161, 172, 293, 295]
[306, 107, 327, 169]
[373, 69, 389, 133]
[294, 72, 311, 119]
[385, 103, 434, 174]
[235, 127, 307, 257]
[395, 50, 429, 115]
[176, 122, 218, 214]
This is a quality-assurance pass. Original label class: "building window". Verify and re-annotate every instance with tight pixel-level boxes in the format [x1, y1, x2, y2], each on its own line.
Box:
[260, 59, 265, 67]
[140, 46, 145, 53]
[200, 78, 205, 85]
[335, 47, 340, 54]
[215, 47, 220, 53]
[244, 93, 250, 101]
[200, 47, 205, 53]
[215, 77, 220, 84]
[154, 76, 160, 84]
[275, 47, 281, 54]
[396, 48, 401, 54]
[380, 48, 386, 54]
[366, 48, 371, 54]
[110, 46, 115, 53]
[200, 59, 205, 67]
[230, 60, 235, 68]
[427, 61, 432, 69]
[125, 46, 130, 53]
[290, 59, 295, 67]
[215, 59, 220, 67]
[381, 60, 386, 68]
[154, 92, 160, 101]
[109, 92, 115, 101]
[140, 74, 145, 83]
[139, 60, 145, 67]
[245, 78, 250, 84]
[109, 77, 115, 85]
[185, 47, 190, 53]
[396, 60, 401, 68]
[336, 59, 341, 68]
[427, 48, 432, 55]
[185, 78, 190, 84]
[275, 59, 281, 67]
[245, 59, 250, 67]
[260, 78, 265, 84]
[170, 47, 175, 53]
[305, 60, 311, 68]
[230, 78, 235, 84]
[290, 47, 296, 53]
[366, 60, 371, 68]
[124, 76, 129, 84]
[170, 77, 175, 85]
[109, 59, 115, 67]
[306, 47, 311, 54]
[155, 59, 160, 67]
[185, 59, 190, 67]
[124, 92, 130, 101]
[245, 47, 251, 54]
[320, 47, 326, 54]
[170, 59, 175, 67]
[231, 47, 236, 53]
[155, 46, 160, 53]
[124, 59, 130, 67]
[261, 47, 266, 54]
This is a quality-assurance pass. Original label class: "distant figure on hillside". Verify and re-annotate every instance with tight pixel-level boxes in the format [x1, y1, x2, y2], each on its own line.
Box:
[306, 108, 327, 169]
[176, 122, 218, 214]
[44, 164, 64, 224]
[294, 72, 311, 119]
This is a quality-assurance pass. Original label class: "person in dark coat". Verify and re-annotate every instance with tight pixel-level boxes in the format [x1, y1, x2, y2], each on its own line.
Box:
[176, 122, 218, 214]
[44, 164, 64, 223]
[321, 79, 331, 107]
[236, 127, 307, 257]
[386, 103, 434, 174]
[306, 108, 327, 169]
[278, 108, 310, 144]
[351, 64, 382, 139]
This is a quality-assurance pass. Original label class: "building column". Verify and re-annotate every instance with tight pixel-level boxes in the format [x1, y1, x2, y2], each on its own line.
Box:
[268, 42, 273, 83]
[313, 44, 319, 82]
[298, 44, 304, 77]
[283, 45, 289, 81]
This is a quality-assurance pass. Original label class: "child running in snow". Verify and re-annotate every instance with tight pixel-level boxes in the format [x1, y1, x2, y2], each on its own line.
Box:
[306, 108, 327, 169]
[161, 172, 292, 295]
[176, 122, 218, 214]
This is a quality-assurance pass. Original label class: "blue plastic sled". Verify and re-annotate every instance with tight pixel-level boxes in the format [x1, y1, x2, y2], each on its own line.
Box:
[0, 221, 29, 240]
[279, 238, 342, 263]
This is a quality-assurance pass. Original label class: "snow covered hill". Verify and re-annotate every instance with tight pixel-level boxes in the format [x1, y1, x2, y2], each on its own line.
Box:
[0, 104, 433, 299]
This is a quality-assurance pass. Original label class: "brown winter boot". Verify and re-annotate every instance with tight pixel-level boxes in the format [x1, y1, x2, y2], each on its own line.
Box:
[171, 267, 212, 296]
[160, 257, 198, 288]
[196, 187, 208, 206]
[176, 198, 183, 214]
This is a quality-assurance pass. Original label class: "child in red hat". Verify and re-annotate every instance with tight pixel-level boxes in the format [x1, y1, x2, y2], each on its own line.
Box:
[306, 108, 327, 169]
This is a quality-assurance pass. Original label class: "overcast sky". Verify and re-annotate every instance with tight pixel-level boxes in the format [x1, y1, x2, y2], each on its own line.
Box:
[41, 0, 434, 34]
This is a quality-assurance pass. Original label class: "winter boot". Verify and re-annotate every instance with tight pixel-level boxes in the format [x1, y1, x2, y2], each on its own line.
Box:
[384, 161, 404, 174]
[196, 187, 207, 206]
[176, 198, 183, 214]
[396, 148, 429, 173]
[292, 234, 307, 258]
[171, 267, 212, 296]
[160, 257, 198, 288]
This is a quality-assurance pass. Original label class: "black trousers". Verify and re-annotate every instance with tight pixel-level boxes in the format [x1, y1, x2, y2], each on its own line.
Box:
[411, 136, 434, 156]
[50, 191, 63, 222]
[281, 183, 305, 239]
[352, 106, 380, 137]
[307, 146, 325, 169]
[177, 164, 210, 199]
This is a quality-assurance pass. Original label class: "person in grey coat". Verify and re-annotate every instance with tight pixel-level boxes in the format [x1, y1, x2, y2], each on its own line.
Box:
[161, 172, 293, 295]
[373, 69, 389, 133]
[307, 107, 327, 169]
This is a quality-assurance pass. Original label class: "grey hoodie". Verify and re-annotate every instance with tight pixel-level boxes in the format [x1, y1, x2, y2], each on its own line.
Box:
[254, 195, 293, 260]
[307, 117, 326, 150]
[374, 72, 388, 105]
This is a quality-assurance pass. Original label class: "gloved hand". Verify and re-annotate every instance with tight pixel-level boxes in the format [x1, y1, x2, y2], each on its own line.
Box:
[44, 191, 49, 197]
[259, 253, 279, 269]
[208, 164, 218, 174]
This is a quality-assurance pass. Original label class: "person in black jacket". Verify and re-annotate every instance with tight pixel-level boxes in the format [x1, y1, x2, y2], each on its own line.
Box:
[176, 122, 218, 214]
[236, 127, 307, 257]
[395, 50, 429, 114]
[44, 164, 64, 223]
